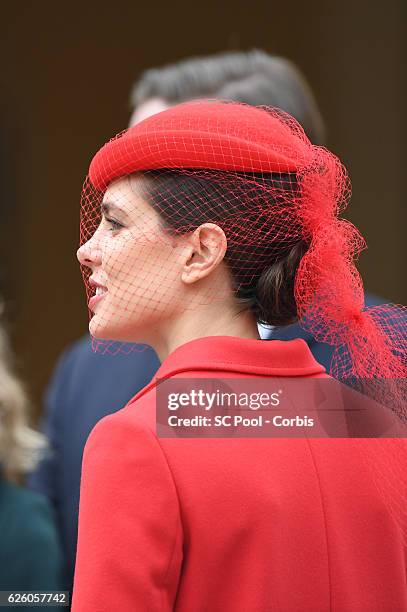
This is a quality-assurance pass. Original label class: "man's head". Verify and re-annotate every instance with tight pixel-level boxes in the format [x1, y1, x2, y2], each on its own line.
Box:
[129, 49, 325, 144]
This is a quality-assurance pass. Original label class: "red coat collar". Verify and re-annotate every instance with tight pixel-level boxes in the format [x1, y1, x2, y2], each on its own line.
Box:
[130, 337, 325, 404]
[158, 336, 324, 378]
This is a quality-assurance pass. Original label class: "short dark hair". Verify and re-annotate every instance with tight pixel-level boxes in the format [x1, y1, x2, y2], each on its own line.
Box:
[131, 50, 325, 144]
[138, 169, 307, 327]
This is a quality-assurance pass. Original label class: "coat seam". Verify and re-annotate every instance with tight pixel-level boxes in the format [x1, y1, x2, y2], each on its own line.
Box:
[305, 439, 333, 612]
[133, 421, 184, 610]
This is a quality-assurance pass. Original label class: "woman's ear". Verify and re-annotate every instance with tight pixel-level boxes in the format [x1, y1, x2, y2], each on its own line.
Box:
[181, 223, 227, 284]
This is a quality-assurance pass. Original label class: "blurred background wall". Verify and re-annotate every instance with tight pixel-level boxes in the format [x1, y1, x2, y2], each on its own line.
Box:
[0, 0, 405, 417]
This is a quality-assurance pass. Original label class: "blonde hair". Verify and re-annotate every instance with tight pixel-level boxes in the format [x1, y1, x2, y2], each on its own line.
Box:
[0, 317, 48, 483]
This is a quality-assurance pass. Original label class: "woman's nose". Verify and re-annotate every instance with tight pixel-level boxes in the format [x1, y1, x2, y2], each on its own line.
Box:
[77, 238, 102, 268]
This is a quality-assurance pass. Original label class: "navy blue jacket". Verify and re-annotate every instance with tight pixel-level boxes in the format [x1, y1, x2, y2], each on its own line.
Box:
[28, 292, 384, 590]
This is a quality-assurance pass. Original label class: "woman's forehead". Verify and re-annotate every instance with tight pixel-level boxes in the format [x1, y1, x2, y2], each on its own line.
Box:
[103, 175, 151, 217]
[103, 176, 132, 204]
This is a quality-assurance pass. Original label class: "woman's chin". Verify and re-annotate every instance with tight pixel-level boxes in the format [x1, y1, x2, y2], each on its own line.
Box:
[89, 317, 145, 344]
[89, 318, 120, 342]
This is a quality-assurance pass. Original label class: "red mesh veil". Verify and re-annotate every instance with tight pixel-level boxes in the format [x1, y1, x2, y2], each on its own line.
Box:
[79, 100, 407, 539]
[79, 100, 406, 383]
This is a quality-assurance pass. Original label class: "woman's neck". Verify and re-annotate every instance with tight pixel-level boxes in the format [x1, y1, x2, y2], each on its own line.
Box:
[149, 303, 260, 362]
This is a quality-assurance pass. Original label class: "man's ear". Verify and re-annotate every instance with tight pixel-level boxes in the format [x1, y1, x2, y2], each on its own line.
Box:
[181, 223, 227, 284]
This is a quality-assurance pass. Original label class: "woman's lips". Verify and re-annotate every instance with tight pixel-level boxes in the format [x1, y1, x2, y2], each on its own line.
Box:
[88, 276, 108, 312]
[88, 288, 107, 312]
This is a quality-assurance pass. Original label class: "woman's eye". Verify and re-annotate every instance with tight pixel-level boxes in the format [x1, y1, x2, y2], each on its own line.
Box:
[105, 217, 123, 232]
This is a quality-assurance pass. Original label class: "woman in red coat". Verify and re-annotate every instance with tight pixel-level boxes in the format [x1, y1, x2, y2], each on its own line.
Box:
[73, 101, 407, 611]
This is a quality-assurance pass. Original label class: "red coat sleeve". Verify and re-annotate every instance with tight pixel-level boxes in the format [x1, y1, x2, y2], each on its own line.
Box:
[71, 413, 183, 611]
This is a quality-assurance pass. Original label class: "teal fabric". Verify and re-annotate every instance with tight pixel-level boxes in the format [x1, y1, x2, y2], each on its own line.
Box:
[0, 477, 68, 611]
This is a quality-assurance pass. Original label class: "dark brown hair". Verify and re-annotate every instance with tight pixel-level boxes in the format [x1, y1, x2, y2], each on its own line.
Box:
[139, 169, 308, 326]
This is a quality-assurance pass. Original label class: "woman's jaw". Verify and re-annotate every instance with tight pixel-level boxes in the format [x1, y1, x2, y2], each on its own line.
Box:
[89, 295, 260, 362]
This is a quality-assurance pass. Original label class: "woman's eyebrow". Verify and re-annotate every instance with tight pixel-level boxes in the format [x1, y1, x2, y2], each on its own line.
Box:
[101, 202, 130, 222]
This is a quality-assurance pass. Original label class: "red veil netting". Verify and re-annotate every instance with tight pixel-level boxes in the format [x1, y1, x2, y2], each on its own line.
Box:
[79, 101, 407, 537]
